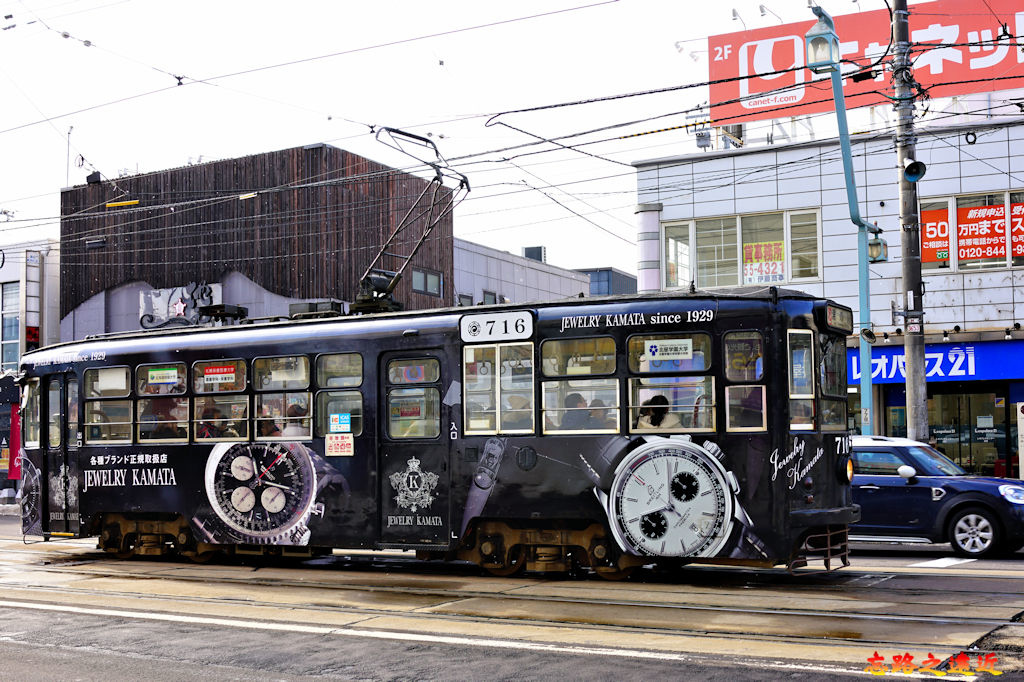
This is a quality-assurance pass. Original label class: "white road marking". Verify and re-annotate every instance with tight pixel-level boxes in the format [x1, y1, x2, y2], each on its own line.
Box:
[908, 557, 977, 568]
[0, 599, 976, 680]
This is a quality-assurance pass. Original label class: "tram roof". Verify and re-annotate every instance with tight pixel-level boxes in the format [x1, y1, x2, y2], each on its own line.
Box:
[24, 285, 824, 361]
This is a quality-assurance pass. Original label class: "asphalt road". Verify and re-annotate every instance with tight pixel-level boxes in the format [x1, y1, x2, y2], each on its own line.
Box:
[0, 514, 1020, 681]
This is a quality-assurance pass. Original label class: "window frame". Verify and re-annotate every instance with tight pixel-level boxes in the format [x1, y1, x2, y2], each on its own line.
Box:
[627, 376, 716, 434]
[193, 358, 248, 394]
[411, 267, 443, 297]
[315, 352, 363, 389]
[541, 336, 616, 378]
[661, 209, 823, 289]
[541, 377, 620, 435]
[725, 384, 767, 432]
[918, 191, 1024, 271]
[463, 341, 535, 435]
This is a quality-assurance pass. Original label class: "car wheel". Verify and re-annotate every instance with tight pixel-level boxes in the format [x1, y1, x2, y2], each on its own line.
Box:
[947, 507, 1002, 558]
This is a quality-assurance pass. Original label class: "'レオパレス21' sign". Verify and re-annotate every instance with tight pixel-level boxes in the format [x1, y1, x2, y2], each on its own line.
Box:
[709, 0, 1024, 124]
[847, 340, 1024, 384]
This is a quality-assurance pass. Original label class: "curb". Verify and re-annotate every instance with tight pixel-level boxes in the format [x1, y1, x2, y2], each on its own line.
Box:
[0, 504, 20, 517]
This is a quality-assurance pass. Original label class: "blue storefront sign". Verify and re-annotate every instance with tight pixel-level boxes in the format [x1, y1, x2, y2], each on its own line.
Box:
[847, 340, 1024, 384]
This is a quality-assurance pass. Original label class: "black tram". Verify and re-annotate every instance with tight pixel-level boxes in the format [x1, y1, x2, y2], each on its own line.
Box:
[18, 287, 858, 576]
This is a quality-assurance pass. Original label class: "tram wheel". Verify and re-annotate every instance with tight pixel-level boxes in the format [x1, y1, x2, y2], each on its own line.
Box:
[484, 545, 526, 577]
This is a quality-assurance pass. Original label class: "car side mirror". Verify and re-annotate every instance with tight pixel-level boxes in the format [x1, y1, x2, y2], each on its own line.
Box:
[897, 464, 917, 481]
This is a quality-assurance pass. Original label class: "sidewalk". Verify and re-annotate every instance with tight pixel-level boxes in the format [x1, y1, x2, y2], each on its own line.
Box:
[0, 503, 19, 516]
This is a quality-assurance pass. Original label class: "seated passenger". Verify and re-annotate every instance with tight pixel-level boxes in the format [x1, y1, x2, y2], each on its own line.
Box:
[636, 394, 681, 430]
[586, 399, 616, 429]
[559, 393, 589, 430]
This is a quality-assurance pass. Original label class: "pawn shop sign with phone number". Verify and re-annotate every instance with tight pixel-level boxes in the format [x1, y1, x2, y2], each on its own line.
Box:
[708, 0, 1024, 124]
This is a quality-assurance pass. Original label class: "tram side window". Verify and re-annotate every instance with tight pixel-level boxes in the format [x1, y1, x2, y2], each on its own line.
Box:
[254, 356, 311, 440]
[315, 354, 363, 439]
[137, 363, 186, 395]
[47, 381, 61, 448]
[627, 333, 710, 373]
[67, 380, 79, 447]
[387, 358, 440, 439]
[819, 336, 847, 431]
[84, 367, 132, 443]
[315, 391, 363, 437]
[788, 330, 815, 430]
[138, 398, 188, 442]
[137, 363, 188, 442]
[464, 342, 534, 434]
[316, 353, 362, 388]
[628, 377, 715, 432]
[541, 337, 615, 377]
[194, 359, 249, 441]
[542, 378, 618, 433]
[22, 379, 40, 448]
[724, 331, 766, 431]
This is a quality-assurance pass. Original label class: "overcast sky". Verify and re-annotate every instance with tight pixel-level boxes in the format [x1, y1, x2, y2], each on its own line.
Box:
[0, 0, 874, 275]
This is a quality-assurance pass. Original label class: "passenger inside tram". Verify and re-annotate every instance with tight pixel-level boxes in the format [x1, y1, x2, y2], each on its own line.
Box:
[636, 394, 681, 430]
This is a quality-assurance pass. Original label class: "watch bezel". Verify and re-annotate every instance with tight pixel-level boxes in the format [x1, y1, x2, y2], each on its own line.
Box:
[204, 441, 317, 541]
[606, 438, 736, 559]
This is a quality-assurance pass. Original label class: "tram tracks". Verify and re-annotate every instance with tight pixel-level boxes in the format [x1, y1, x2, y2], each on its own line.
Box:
[0, 550, 1018, 646]
[1, 537, 1022, 672]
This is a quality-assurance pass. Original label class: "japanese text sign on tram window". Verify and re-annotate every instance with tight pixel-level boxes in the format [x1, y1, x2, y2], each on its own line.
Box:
[957, 204, 1006, 262]
[329, 413, 351, 433]
[147, 367, 179, 385]
[742, 241, 784, 284]
[460, 310, 533, 343]
[646, 339, 693, 362]
[1012, 202, 1024, 257]
[920, 207, 951, 265]
[203, 365, 235, 384]
[708, 0, 1024, 124]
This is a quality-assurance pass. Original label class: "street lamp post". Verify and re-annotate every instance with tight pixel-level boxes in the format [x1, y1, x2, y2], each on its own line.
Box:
[805, 6, 886, 435]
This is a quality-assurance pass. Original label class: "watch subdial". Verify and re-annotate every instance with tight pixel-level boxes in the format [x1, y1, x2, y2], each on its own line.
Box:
[640, 511, 668, 540]
[230, 456, 255, 481]
[230, 486, 256, 513]
[671, 472, 699, 502]
[261, 487, 287, 514]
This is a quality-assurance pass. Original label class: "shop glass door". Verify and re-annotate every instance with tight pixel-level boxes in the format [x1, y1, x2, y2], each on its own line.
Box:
[928, 393, 1003, 475]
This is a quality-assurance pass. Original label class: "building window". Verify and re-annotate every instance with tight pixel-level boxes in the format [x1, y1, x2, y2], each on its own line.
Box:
[1, 282, 19, 372]
[482, 291, 497, 305]
[696, 217, 738, 287]
[458, 294, 473, 307]
[664, 224, 691, 289]
[665, 211, 821, 289]
[919, 191, 1024, 270]
[412, 268, 442, 297]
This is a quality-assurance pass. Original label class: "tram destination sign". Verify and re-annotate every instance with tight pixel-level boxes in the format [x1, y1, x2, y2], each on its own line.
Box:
[460, 311, 533, 343]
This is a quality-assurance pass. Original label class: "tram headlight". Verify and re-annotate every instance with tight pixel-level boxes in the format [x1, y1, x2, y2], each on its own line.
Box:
[838, 456, 854, 484]
[999, 485, 1024, 505]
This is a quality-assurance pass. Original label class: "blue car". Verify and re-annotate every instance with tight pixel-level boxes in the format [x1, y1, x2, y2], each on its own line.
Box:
[850, 436, 1024, 558]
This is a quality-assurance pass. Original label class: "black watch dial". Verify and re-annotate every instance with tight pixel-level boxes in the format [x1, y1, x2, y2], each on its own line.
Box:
[205, 442, 316, 540]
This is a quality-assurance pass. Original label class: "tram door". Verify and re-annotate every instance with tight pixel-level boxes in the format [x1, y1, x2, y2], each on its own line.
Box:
[42, 374, 80, 535]
[378, 351, 451, 548]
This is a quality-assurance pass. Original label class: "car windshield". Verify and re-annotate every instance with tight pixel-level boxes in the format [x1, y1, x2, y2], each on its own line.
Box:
[907, 445, 965, 476]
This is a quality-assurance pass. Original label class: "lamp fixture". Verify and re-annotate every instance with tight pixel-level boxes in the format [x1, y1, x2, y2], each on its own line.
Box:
[953, 325, 961, 333]
[883, 332, 890, 343]
[1006, 328, 1013, 340]
[759, 4, 783, 23]
[731, 8, 746, 29]
[942, 330, 949, 340]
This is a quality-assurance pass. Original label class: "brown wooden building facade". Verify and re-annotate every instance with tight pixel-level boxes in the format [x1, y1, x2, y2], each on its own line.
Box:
[60, 143, 454, 332]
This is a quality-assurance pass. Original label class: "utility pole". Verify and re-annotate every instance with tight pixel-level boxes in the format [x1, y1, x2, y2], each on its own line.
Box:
[892, 0, 928, 441]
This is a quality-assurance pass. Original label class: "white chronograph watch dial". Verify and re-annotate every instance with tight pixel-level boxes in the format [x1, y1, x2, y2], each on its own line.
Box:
[607, 438, 737, 558]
